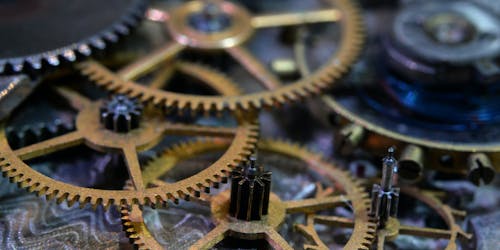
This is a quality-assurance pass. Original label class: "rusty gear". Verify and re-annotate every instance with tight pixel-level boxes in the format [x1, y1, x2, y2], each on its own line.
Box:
[78, 0, 364, 112]
[121, 139, 376, 249]
[0, 61, 259, 209]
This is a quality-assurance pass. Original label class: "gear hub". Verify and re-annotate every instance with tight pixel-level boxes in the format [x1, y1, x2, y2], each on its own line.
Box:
[100, 95, 143, 133]
[229, 156, 272, 221]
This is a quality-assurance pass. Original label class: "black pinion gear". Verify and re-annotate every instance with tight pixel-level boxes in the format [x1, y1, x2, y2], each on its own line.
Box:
[0, 0, 147, 74]
[100, 95, 143, 133]
[230, 156, 272, 221]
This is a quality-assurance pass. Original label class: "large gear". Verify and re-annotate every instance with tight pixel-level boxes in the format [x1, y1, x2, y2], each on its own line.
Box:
[286, 0, 500, 184]
[78, 0, 364, 112]
[121, 139, 376, 249]
[0, 61, 259, 208]
[0, 0, 146, 74]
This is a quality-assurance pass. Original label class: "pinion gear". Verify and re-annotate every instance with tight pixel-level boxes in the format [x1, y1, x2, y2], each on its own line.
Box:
[100, 95, 143, 133]
[0, 61, 259, 208]
[121, 139, 376, 250]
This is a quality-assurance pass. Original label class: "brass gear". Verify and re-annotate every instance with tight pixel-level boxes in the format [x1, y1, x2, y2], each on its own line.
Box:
[121, 139, 376, 249]
[372, 187, 472, 249]
[0, 61, 259, 209]
[78, 0, 364, 112]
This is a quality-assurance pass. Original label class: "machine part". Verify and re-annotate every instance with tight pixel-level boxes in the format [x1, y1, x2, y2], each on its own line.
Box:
[121, 139, 376, 249]
[392, 0, 500, 64]
[100, 95, 143, 133]
[0, 61, 260, 208]
[0, 75, 39, 120]
[0, 0, 146, 74]
[374, 187, 472, 249]
[398, 144, 424, 181]
[229, 156, 272, 221]
[5, 119, 74, 149]
[371, 148, 400, 228]
[467, 153, 495, 185]
[78, 0, 364, 113]
[335, 123, 366, 155]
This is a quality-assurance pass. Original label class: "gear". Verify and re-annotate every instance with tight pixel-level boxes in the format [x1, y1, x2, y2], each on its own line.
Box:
[229, 157, 272, 221]
[78, 0, 364, 112]
[5, 119, 74, 149]
[100, 95, 143, 133]
[0, 0, 146, 74]
[0, 61, 259, 208]
[121, 139, 376, 249]
[285, 6, 499, 183]
[372, 187, 472, 249]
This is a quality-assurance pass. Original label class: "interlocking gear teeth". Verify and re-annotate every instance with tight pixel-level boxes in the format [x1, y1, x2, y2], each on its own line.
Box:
[120, 138, 375, 249]
[0, 60, 260, 209]
[78, 0, 365, 113]
[0, 0, 147, 74]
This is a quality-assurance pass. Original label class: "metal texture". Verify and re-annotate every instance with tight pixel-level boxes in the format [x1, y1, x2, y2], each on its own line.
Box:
[121, 139, 376, 249]
[78, 0, 364, 113]
[0, 61, 260, 208]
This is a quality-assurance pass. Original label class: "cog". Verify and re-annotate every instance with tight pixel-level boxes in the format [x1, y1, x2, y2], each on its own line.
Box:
[121, 139, 376, 249]
[78, 0, 364, 112]
[100, 95, 143, 133]
[0, 0, 146, 74]
[5, 119, 74, 149]
[0, 61, 259, 208]
[372, 187, 473, 249]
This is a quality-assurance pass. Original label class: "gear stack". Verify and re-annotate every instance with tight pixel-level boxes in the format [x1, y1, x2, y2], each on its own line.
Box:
[371, 147, 400, 228]
[100, 95, 143, 133]
[229, 156, 271, 221]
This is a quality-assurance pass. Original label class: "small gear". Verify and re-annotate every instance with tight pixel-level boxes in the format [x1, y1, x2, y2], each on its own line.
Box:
[0, 61, 259, 208]
[121, 139, 376, 249]
[0, 0, 147, 74]
[5, 119, 74, 149]
[78, 0, 364, 112]
[229, 157, 272, 221]
[371, 187, 472, 249]
[100, 95, 143, 133]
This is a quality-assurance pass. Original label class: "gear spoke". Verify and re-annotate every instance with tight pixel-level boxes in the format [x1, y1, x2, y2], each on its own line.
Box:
[164, 123, 237, 137]
[252, 9, 342, 28]
[54, 87, 92, 111]
[122, 144, 145, 190]
[285, 195, 347, 213]
[226, 45, 283, 90]
[148, 62, 176, 89]
[314, 215, 355, 228]
[14, 131, 84, 161]
[376, 232, 386, 250]
[118, 42, 185, 81]
[189, 224, 228, 250]
[399, 224, 453, 239]
[266, 229, 294, 250]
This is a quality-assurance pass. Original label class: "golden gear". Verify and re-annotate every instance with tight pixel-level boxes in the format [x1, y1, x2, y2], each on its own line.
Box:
[372, 187, 472, 249]
[121, 139, 376, 249]
[287, 22, 497, 183]
[78, 0, 364, 112]
[0, 61, 259, 209]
